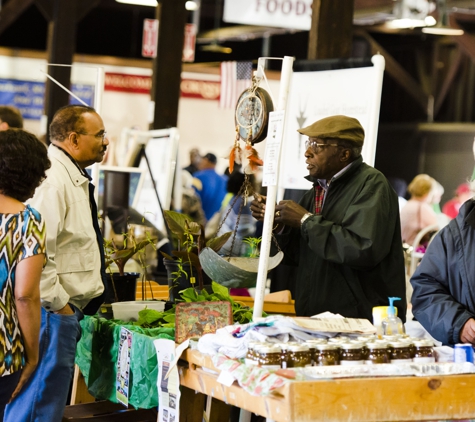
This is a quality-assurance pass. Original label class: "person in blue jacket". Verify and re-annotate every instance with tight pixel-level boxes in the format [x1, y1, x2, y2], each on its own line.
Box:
[411, 181, 475, 346]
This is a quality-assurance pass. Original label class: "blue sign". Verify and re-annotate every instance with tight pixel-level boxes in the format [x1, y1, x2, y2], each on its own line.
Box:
[0, 78, 95, 120]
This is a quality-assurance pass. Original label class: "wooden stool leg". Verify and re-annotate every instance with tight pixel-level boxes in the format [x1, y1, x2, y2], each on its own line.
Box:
[70, 365, 95, 405]
[209, 397, 231, 422]
[179, 386, 205, 422]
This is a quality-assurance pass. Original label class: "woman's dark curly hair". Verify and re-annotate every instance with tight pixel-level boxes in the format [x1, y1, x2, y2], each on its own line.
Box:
[0, 129, 51, 202]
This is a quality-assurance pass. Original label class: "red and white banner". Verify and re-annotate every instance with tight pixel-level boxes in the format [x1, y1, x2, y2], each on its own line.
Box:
[142, 19, 159, 58]
[104, 72, 220, 100]
[223, 0, 312, 30]
[182, 24, 197, 63]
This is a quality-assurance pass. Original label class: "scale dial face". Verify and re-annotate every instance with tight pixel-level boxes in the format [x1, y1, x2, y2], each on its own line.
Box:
[235, 87, 273, 144]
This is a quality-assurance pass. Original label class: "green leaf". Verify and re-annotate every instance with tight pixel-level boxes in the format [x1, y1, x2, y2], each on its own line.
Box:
[211, 281, 231, 299]
[206, 231, 233, 252]
[180, 288, 199, 302]
[160, 251, 174, 261]
[164, 210, 189, 241]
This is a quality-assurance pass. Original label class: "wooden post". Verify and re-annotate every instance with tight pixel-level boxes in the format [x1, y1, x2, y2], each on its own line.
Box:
[308, 0, 354, 59]
[34, 0, 99, 141]
[150, 0, 187, 129]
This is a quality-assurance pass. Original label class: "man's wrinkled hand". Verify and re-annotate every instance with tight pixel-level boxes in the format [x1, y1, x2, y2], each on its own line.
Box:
[251, 194, 267, 222]
[275, 200, 310, 228]
[460, 318, 475, 344]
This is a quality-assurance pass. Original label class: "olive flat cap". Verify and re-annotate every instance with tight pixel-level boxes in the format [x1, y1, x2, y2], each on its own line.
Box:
[298, 115, 365, 146]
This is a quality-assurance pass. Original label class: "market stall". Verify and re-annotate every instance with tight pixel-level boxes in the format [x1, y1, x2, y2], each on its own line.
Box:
[73, 317, 475, 422]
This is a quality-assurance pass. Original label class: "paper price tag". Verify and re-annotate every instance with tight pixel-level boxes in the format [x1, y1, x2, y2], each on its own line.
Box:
[262, 110, 285, 187]
[217, 370, 236, 387]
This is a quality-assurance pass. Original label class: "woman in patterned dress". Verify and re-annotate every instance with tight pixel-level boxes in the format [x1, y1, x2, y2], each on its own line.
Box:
[0, 129, 50, 419]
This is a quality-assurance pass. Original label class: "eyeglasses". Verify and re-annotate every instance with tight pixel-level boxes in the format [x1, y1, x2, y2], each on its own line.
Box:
[305, 139, 340, 153]
[77, 131, 107, 141]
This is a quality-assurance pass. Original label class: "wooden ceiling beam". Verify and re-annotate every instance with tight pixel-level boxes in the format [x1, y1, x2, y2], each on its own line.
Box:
[354, 29, 429, 113]
[308, 0, 354, 59]
[434, 48, 463, 117]
[0, 0, 35, 36]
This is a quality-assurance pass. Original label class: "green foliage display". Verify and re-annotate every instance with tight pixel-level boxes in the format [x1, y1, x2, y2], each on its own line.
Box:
[135, 281, 265, 328]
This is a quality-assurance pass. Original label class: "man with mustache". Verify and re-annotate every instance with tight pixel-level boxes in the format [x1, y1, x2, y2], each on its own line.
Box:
[251, 115, 406, 322]
[5, 105, 109, 422]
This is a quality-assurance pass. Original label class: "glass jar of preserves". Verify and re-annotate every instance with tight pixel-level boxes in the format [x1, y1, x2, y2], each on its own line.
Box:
[314, 344, 340, 366]
[258, 344, 282, 369]
[413, 339, 435, 363]
[365, 342, 389, 364]
[286, 344, 312, 368]
[339, 342, 365, 365]
[280, 342, 297, 369]
[389, 341, 413, 363]
[245, 341, 262, 366]
[399, 338, 416, 359]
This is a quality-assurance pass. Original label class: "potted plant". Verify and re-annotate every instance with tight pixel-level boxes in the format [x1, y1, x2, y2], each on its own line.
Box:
[104, 227, 156, 303]
[161, 210, 232, 302]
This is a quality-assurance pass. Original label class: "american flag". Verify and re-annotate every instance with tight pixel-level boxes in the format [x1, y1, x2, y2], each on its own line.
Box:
[219, 61, 253, 109]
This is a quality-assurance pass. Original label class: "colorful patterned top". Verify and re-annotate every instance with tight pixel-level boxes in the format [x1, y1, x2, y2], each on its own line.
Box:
[0, 205, 46, 377]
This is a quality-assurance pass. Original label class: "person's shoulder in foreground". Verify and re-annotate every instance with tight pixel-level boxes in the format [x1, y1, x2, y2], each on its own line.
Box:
[411, 189, 475, 346]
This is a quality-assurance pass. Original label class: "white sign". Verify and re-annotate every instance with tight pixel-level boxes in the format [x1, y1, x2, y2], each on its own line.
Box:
[262, 110, 285, 186]
[142, 19, 158, 58]
[223, 0, 312, 30]
[280, 56, 385, 190]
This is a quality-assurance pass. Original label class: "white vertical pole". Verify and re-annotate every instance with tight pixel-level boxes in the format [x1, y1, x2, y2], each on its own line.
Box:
[92, 66, 105, 198]
[363, 54, 385, 167]
[94, 66, 105, 113]
[252, 56, 294, 321]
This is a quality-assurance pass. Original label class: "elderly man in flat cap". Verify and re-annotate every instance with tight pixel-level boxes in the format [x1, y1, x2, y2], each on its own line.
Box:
[251, 115, 406, 321]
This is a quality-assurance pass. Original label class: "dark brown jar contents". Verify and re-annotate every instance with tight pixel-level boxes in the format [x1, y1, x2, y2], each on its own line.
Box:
[389, 341, 413, 363]
[365, 342, 389, 364]
[339, 342, 364, 365]
[258, 345, 282, 369]
[286, 344, 312, 368]
[314, 344, 340, 366]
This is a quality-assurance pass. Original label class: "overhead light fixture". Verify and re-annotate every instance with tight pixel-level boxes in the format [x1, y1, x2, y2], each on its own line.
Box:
[385, 18, 428, 29]
[185, 1, 199, 11]
[200, 43, 232, 54]
[116, 0, 157, 6]
[421, 0, 464, 36]
[422, 26, 464, 35]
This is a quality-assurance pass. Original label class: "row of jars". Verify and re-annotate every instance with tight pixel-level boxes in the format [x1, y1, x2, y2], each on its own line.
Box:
[245, 336, 435, 368]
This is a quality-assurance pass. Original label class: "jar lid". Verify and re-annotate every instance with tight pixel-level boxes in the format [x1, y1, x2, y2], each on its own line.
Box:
[382, 335, 400, 341]
[366, 342, 388, 350]
[259, 345, 282, 354]
[413, 339, 434, 347]
[280, 342, 298, 350]
[316, 343, 339, 351]
[339, 342, 364, 350]
[389, 341, 410, 348]
[287, 344, 310, 352]
[357, 335, 377, 342]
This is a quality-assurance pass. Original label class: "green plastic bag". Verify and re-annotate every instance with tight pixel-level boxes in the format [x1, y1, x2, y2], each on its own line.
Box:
[75, 315, 175, 409]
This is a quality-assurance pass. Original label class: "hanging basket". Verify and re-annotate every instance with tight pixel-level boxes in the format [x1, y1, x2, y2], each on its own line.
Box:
[199, 247, 284, 288]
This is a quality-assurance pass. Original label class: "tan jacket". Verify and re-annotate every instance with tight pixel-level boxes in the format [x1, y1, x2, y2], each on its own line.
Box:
[29, 145, 104, 311]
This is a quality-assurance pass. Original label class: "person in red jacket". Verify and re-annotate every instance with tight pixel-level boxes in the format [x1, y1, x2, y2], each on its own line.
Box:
[442, 182, 472, 219]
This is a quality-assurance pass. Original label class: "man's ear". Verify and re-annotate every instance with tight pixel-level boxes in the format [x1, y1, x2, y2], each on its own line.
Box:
[340, 148, 351, 162]
[0, 122, 9, 131]
[68, 132, 80, 150]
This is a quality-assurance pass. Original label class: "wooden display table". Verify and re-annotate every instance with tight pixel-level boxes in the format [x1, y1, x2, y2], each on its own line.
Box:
[180, 349, 475, 422]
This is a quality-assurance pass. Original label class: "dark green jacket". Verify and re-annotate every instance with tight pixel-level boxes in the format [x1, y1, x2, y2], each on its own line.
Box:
[278, 156, 407, 321]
